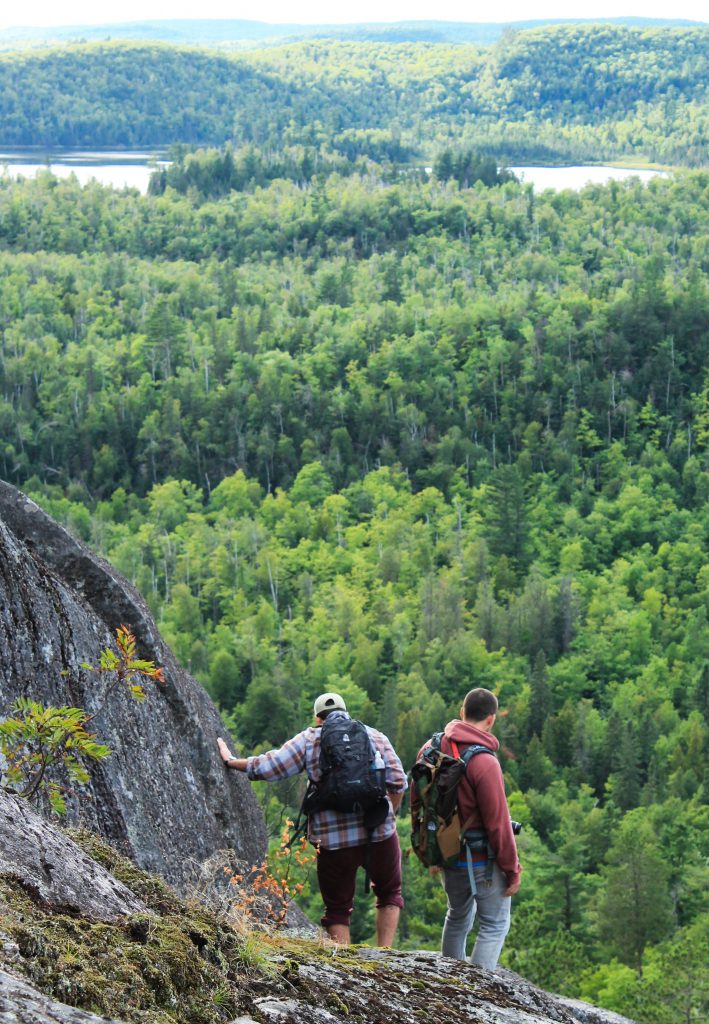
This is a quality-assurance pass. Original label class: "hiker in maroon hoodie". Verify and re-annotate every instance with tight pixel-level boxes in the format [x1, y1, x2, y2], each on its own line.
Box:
[426, 687, 521, 968]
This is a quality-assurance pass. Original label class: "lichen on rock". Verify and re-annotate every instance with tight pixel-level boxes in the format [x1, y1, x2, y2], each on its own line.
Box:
[0, 805, 263, 1024]
[0, 790, 146, 921]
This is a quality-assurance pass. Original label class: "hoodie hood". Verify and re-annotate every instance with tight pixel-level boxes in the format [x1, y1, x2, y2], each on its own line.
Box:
[444, 719, 500, 752]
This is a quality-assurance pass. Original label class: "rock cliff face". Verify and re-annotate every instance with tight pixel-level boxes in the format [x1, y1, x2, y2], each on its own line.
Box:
[0, 481, 266, 888]
[0, 789, 147, 921]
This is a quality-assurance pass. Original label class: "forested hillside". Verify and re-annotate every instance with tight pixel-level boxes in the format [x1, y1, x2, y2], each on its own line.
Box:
[0, 24, 707, 163]
[1, 19, 708, 1021]
[1, 147, 707, 1023]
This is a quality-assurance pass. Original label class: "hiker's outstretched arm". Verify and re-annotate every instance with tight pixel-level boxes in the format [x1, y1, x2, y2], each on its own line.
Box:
[217, 737, 247, 771]
[245, 730, 311, 781]
[218, 732, 310, 779]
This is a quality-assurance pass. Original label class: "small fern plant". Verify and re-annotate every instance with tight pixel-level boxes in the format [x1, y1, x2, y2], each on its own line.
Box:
[0, 625, 164, 814]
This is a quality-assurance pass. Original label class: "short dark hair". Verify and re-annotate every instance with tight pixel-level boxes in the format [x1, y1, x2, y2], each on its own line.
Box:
[463, 688, 498, 722]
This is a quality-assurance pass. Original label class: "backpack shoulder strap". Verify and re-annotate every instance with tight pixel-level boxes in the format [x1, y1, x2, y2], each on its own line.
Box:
[461, 743, 496, 766]
[456, 744, 497, 815]
[459, 745, 497, 857]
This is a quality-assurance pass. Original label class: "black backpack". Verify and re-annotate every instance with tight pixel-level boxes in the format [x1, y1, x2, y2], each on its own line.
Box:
[410, 732, 495, 869]
[302, 714, 387, 816]
[295, 714, 389, 894]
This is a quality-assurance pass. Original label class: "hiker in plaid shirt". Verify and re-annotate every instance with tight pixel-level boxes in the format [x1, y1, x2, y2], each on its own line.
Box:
[218, 692, 407, 946]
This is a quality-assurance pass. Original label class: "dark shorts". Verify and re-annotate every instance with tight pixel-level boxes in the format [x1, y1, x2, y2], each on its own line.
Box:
[317, 831, 404, 929]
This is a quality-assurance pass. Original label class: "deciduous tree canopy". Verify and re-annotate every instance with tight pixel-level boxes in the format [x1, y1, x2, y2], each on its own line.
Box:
[0, 25, 707, 1023]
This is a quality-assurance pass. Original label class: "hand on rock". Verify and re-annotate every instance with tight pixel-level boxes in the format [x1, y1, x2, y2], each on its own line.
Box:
[217, 737, 234, 764]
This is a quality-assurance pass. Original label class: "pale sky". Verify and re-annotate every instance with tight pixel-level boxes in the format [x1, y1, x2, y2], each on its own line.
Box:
[1, 0, 707, 31]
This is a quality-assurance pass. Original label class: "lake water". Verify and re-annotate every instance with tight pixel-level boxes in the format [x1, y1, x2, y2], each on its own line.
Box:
[508, 165, 669, 191]
[0, 150, 168, 193]
[0, 151, 669, 194]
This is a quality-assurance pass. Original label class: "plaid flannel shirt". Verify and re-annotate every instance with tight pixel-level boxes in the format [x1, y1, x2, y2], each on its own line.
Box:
[246, 712, 407, 850]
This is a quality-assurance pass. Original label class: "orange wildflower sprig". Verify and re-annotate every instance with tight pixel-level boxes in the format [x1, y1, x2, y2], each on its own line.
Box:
[223, 820, 317, 930]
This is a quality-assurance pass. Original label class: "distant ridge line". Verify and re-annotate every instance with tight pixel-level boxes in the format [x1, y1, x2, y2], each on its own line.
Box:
[1, 16, 707, 50]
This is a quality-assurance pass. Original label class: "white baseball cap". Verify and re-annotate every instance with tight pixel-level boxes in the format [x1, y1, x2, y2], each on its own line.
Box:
[313, 692, 347, 717]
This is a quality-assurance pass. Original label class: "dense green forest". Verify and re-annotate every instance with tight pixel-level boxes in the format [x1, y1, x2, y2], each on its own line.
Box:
[0, 20, 707, 1021]
[1, 148, 707, 1023]
[0, 24, 708, 163]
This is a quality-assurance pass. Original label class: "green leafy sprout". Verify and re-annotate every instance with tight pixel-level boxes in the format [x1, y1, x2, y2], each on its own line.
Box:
[0, 625, 165, 814]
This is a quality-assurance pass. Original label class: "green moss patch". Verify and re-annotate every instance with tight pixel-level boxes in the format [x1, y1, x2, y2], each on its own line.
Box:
[0, 830, 535, 1024]
[0, 832, 277, 1024]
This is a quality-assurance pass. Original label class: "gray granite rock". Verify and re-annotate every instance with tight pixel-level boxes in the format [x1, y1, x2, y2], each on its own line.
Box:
[0, 788, 146, 920]
[0, 481, 266, 891]
[0, 968, 123, 1024]
[235, 947, 638, 1024]
[0, 800, 636, 1024]
[0, 956, 639, 1024]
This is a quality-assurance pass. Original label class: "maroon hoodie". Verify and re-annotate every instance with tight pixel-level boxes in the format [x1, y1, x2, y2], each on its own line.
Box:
[440, 719, 521, 887]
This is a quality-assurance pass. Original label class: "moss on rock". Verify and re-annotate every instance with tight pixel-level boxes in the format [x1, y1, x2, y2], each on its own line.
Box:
[0, 827, 632, 1024]
[0, 832, 268, 1024]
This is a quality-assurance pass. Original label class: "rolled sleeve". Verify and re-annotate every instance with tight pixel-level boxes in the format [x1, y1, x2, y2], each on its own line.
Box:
[246, 730, 310, 781]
